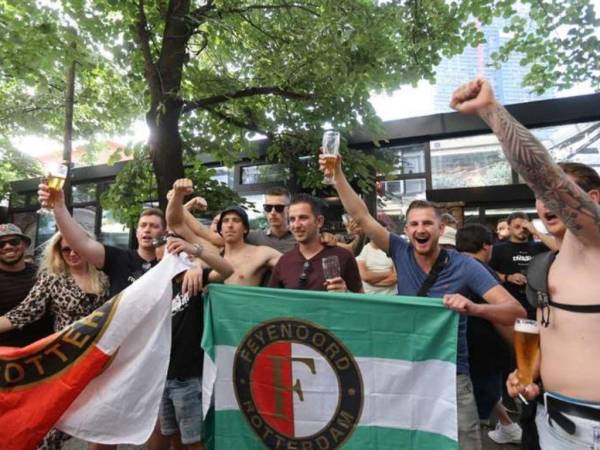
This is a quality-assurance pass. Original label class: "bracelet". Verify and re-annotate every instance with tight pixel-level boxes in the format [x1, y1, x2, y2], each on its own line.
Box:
[191, 243, 204, 257]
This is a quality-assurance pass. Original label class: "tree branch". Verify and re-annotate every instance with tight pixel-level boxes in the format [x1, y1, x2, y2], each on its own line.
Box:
[136, 0, 162, 96]
[200, 105, 274, 138]
[182, 86, 313, 113]
[220, 3, 320, 16]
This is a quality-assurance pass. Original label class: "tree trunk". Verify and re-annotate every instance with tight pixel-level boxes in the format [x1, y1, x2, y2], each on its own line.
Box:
[148, 98, 185, 211]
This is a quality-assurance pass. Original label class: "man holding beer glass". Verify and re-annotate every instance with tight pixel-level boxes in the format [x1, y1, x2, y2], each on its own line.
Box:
[319, 149, 525, 449]
[451, 78, 600, 450]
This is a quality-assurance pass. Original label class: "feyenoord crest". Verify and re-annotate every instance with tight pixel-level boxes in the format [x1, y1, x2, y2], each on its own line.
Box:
[233, 318, 363, 449]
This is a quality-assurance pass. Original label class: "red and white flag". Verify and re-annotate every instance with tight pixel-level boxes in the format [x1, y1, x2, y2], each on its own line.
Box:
[0, 253, 190, 450]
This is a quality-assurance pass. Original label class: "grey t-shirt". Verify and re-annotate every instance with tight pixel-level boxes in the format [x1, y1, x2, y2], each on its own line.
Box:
[246, 228, 296, 253]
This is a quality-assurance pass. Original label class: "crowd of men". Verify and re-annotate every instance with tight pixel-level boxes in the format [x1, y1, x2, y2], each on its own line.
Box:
[1, 79, 599, 450]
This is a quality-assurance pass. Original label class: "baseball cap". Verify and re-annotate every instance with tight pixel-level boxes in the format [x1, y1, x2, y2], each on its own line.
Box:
[217, 206, 250, 237]
[0, 223, 31, 245]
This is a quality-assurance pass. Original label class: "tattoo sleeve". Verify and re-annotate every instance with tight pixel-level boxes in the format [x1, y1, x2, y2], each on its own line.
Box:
[480, 103, 600, 239]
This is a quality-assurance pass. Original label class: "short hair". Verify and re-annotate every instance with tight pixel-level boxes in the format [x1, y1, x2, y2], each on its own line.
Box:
[507, 211, 529, 225]
[440, 213, 458, 227]
[497, 218, 508, 225]
[558, 162, 600, 193]
[456, 224, 493, 253]
[290, 193, 323, 217]
[139, 207, 166, 229]
[406, 200, 441, 220]
[265, 186, 290, 199]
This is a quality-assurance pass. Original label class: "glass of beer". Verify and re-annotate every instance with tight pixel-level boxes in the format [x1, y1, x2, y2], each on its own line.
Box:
[513, 318, 540, 386]
[322, 255, 341, 282]
[38, 162, 69, 215]
[321, 130, 340, 185]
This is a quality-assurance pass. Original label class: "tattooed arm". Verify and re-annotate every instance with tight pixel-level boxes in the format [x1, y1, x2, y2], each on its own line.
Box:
[450, 79, 600, 244]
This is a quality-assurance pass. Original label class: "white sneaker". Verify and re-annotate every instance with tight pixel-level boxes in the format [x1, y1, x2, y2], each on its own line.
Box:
[487, 422, 522, 444]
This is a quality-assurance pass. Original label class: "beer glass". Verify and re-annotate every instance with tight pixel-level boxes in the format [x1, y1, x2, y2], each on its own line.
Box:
[321, 130, 340, 185]
[513, 318, 540, 386]
[38, 162, 69, 215]
[322, 255, 341, 281]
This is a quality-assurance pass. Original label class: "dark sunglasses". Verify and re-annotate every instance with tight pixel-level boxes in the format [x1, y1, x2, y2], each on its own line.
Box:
[299, 261, 311, 286]
[0, 237, 22, 248]
[263, 204, 286, 213]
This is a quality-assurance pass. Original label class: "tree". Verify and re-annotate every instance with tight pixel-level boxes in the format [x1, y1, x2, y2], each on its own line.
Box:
[0, 138, 42, 201]
[1, 0, 598, 211]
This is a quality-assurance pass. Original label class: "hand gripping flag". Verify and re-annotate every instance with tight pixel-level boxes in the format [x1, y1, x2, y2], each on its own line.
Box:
[202, 285, 459, 450]
[0, 253, 191, 449]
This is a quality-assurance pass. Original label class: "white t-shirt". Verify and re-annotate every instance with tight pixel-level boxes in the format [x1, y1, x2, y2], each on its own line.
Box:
[356, 243, 397, 295]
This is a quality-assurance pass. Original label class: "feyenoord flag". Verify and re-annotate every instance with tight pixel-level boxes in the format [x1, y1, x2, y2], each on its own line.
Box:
[202, 285, 459, 450]
[0, 253, 190, 450]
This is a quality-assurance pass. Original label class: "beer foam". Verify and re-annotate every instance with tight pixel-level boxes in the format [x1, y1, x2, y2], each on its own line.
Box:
[514, 321, 540, 334]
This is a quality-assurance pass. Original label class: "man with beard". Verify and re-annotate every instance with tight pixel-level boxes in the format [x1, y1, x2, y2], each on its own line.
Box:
[490, 212, 548, 318]
[452, 78, 600, 450]
[319, 157, 525, 450]
[0, 223, 53, 347]
[268, 193, 362, 293]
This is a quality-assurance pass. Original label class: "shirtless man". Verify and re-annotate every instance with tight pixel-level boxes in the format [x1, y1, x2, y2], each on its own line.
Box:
[451, 79, 600, 450]
[167, 179, 281, 286]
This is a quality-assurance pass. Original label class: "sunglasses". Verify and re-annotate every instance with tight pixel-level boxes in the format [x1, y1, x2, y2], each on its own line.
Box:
[0, 237, 22, 249]
[263, 204, 287, 213]
[60, 246, 76, 254]
[299, 261, 311, 286]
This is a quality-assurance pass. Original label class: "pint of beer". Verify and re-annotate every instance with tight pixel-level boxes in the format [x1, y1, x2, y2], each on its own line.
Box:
[513, 318, 540, 385]
[321, 130, 340, 185]
[46, 174, 67, 208]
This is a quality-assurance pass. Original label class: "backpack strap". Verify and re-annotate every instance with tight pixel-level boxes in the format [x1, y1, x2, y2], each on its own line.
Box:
[526, 251, 557, 326]
[417, 249, 449, 297]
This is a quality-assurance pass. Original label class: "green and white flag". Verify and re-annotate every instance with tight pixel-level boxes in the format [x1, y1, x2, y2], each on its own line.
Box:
[202, 285, 458, 450]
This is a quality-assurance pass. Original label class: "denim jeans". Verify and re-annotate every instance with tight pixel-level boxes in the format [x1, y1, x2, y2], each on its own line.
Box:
[159, 377, 203, 445]
[536, 394, 600, 450]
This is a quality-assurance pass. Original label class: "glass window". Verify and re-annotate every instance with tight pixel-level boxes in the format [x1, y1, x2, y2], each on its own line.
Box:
[9, 192, 29, 208]
[378, 177, 427, 221]
[100, 210, 130, 249]
[211, 166, 234, 188]
[531, 121, 600, 172]
[72, 183, 96, 204]
[240, 164, 288, 184]
[36, 213, 56, 249]
[382, 144, 426, 175]
[73, 206, 97, 235]
[11, 212, 39, 256]
[431, 134, 512, 189]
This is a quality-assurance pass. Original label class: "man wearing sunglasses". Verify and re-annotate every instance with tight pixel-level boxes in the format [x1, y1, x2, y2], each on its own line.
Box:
[246, 186, 296, 254]
[0, 223, 53, 347]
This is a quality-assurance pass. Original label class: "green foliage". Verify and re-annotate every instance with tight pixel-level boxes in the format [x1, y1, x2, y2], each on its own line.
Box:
[100, 144, 249, 225]
[1, 0, 598, 199]
[0, 137, 42, 201]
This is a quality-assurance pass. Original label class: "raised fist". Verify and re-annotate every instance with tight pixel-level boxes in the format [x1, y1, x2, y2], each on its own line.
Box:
[450, 78, 497, 115]
[172, 178, 194, 196]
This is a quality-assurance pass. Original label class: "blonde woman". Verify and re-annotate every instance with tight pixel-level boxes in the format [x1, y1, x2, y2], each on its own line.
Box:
[0, 231, 109, 450]
[0, 231, 109, 334]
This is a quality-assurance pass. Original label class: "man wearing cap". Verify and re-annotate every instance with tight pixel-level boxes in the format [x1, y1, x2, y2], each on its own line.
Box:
[167, 179, 281, 287]
[0, 223, 53, 347]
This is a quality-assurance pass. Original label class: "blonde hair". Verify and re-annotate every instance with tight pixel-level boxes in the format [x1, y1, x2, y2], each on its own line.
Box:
[38, 232, 108, 296]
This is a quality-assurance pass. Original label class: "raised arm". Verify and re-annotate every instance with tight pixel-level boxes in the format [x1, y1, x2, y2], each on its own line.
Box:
[451, 79, 600, 245]
[167, 238, 233, 280]
[38, 185, 105, 268]
[319, 154, 390, 252]
[166, 179, 224, 247]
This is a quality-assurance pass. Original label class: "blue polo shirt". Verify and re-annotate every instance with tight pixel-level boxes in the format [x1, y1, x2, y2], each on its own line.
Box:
[388, 233, 499, 374]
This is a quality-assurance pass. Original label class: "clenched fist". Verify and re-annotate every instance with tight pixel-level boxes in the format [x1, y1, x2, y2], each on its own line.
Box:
[450, 78, 497, 115]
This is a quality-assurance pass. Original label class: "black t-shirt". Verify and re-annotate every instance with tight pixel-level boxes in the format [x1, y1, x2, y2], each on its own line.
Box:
[466, 259, 512, 375]
[489, 240, 547, 317]
[167, 271, 209, 379]
[102, 245, 157, 298]
[0, 264, 54, 347]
